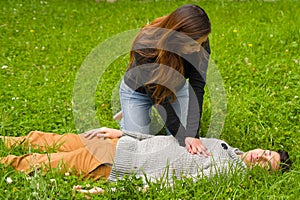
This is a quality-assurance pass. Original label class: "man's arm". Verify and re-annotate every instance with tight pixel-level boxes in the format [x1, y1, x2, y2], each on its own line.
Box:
[84, 127, 123, 139]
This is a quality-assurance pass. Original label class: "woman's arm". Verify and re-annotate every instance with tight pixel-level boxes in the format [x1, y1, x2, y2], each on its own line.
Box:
[184, 39, 210, 137]
[155, 101, 210, 157]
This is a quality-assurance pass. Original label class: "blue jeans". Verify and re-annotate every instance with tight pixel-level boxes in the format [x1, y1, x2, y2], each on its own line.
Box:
[119, 79, 189, 135]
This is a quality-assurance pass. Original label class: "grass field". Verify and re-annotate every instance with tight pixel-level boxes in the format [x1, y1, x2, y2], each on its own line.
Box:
[0, 0, 299, 199]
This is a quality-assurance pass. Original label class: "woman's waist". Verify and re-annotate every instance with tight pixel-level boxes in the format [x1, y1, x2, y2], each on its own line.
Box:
[123, 75, 186, 94]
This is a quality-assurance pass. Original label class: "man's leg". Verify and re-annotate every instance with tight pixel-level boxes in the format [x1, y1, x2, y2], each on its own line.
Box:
[0, 145, 112, 179]
[1, 131, 84, 152]
[86, 164, 112, 180]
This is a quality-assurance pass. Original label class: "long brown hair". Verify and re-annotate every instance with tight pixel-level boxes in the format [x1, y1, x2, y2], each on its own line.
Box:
[129, 4, 211, 104]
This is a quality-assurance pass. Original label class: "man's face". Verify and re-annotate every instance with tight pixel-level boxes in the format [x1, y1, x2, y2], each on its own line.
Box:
[243, 149, 280, 171]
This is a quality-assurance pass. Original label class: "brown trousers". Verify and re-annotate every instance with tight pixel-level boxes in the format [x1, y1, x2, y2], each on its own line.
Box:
[0, 131, 119, 180]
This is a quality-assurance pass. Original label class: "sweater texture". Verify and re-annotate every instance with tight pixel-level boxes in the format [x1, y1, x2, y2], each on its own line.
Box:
[109, 130, 247, 183]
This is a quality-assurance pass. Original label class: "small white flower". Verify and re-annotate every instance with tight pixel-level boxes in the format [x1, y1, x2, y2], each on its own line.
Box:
[2, 65, 8, 69]
[295, 96, 299, 99]
[32, 192, 38, 196]
[65, 172, 70, 176]
[142, 185, 149, 193]
[50, 179, 55, 182]
[6, 177, 13, 184]
[270, 34, 273, 37]
[245, 57, 251, 65]
[111, 187, 116, 192]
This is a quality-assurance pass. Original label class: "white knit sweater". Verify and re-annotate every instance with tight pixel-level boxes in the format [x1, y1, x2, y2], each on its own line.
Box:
[109, 130, 247, 183]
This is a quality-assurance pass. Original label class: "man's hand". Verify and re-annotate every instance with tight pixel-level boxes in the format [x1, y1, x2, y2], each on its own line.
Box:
[83, 127, 122, 139]
[185, 137, 211, 157]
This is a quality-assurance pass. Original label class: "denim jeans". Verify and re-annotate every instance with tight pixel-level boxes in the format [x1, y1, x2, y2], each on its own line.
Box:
[119, 79, 189, 135]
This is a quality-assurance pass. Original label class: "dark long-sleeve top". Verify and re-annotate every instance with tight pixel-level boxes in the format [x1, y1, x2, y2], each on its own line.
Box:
[124, 40, 210, 146]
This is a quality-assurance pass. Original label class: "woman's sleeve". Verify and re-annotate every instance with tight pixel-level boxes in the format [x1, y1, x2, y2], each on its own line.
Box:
[185, 39, 210, 137]
[153, 97, 187, 146]
[124, 51, 157, 91]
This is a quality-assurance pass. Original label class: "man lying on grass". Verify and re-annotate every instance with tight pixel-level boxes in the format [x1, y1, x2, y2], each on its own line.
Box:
[0, 128, 291, 187]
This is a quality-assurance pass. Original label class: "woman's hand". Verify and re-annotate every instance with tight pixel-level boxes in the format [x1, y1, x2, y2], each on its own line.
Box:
[83, 127, 122, 139]
[185, 137, 211, 157]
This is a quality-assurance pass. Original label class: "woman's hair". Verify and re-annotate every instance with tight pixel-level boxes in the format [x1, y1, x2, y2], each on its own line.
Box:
[277, 150, 292, 173]
[129, 4, 211, 103]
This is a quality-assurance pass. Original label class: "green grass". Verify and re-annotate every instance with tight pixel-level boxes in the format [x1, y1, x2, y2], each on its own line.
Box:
[1, 0, 299, 199]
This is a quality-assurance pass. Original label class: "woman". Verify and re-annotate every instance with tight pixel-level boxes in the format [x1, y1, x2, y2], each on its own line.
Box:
[0, 128, 291, 183]
[119, 4, 212, 156]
